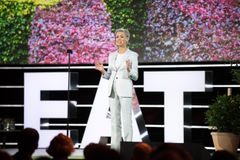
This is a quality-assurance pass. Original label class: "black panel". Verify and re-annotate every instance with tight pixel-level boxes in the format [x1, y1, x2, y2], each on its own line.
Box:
[0, 88, 23, 104]
[0, 70, 24, 85]
[0, 130, 20, 143]
[72, 89, 96, 104]
[0, 107, 23, 123]
[147, 127, 164, 142]
[191, 129, 213, 146]
[184, 108, 192, 126]
[141, 108, 164, 124]
[211, 67, 235, 84]
[78, 69, 101, 85]
[135, 88, 163, 104]
[41, 89, 97, 104]
[191, 108, 208, 125]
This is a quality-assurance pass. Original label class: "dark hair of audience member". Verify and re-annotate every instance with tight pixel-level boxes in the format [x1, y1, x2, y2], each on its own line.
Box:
[131, 142, 152, 160]
[210, 150, 237, 160]
[13, 127, 39, 160]
[150, 143, 192, 160]
[83, 143, 121, 160]
[46, 133, 74, 160]
[18, 128, 39, 152]
[0, 150, 13, 160]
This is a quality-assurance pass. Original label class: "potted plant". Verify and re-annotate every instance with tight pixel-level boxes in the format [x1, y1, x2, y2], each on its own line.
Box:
[205, 94, 240, 153]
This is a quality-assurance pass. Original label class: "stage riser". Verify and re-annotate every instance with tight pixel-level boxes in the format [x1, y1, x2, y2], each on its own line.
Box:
[0, 64, 239, 151]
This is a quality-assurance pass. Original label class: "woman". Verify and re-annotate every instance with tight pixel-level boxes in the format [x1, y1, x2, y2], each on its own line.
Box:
[95, 28, 139, 151]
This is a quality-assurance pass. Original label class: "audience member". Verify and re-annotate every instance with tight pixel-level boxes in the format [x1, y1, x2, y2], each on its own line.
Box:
[210, 150, 237, 160]
[46, 133, 74, 160]
[0, 150, 12, 160]
[12, 128, 39, 160]
[150, 143, 192, 160]
[83, 143, 121, 160]
[131, 142, 152, 160]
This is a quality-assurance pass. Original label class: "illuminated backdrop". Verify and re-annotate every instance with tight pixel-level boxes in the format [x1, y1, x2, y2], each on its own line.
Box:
[144, 0, 240, 62]
[0, 0, 239, 64]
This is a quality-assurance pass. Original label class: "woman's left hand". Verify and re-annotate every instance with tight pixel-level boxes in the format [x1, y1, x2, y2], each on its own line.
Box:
[126, 59, 132, 72]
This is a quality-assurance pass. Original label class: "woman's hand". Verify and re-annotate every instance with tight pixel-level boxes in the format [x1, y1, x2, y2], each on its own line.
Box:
[126, 59, 132, 72]
[95, 61, 106, 75]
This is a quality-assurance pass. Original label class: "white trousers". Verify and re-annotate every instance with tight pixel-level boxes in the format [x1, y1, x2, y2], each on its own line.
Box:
[109, 81, 133, 151]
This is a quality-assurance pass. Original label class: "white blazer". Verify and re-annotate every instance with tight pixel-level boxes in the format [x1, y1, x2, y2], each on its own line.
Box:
[102, 49, 138, 97]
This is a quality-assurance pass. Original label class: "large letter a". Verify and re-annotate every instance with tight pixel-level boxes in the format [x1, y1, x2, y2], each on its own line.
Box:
[80, 78, 145, 148]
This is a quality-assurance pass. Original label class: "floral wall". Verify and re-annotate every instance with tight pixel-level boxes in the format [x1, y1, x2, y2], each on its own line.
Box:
[0, 0, 239, 64]
[28, 0, 116, 64]
[144, 0, 240, 62]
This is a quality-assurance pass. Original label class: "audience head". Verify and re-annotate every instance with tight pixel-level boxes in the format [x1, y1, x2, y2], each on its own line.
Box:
[46, 133, 74, 159]
[210, 150, 237, 160]
[84, 143, 121, 160]
[0, 150, 12, 160]
[131, 142, 152, 160]
[17, 128, 39, 154]
[150, 143, 192, 160]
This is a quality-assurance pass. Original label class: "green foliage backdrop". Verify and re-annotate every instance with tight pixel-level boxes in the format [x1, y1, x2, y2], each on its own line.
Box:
[0, 0, 34, 64]
[103, 0, 147, 60]
[0, 0, 60, 64]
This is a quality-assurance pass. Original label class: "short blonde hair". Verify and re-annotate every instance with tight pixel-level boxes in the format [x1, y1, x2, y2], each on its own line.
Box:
[115, 28, 130, 41]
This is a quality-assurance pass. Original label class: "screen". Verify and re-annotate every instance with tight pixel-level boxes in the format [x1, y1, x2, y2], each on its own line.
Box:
[0, 0, 239, 64]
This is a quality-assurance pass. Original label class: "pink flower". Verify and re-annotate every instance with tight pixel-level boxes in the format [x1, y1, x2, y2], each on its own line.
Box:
[144, 0, 240, 62]
[28, 0, 116, 64]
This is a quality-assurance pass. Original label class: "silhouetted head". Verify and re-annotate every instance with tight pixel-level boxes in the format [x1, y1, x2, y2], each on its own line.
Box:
[84, 143, 121, 160]
[150, 143, 192, 160]
[17, 128, 39, 154]
[0, 150, 12, 160]
[132, 142, 152, 160]
[46, 133, 74, 159]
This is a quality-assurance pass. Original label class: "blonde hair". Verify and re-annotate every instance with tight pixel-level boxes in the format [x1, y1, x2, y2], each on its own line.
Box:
[115, 28, 130, 41]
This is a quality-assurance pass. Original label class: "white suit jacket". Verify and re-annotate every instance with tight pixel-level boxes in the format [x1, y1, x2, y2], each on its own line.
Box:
[102, 49, 138, 97]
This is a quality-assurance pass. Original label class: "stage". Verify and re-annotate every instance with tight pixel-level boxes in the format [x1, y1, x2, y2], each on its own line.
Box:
[0, 63, 239, 159]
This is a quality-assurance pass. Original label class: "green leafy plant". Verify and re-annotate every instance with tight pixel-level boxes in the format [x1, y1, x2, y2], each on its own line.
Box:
[0, 0, 35, 64]
[0, 0, 61, 64]
[205, 94, 240, 134]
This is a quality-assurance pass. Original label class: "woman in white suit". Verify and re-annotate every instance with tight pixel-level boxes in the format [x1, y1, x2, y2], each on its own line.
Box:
[95, 28, 138, 151]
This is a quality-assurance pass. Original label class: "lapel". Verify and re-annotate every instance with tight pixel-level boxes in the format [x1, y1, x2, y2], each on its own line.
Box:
[112, 52, 118, 71]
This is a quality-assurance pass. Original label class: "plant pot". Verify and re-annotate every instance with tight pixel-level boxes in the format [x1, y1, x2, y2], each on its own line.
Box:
[211, 132, 240, 153]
